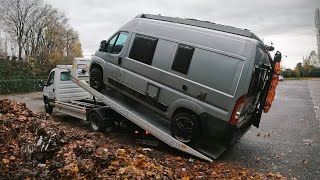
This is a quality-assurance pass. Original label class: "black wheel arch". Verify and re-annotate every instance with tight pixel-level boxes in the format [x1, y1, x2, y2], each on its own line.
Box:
[90, 63, 103, 75]
[172, 107, 200, 120]
[171, 107, 202, 145]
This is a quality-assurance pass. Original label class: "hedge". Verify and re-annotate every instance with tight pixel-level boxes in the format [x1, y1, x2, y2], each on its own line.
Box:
[0, 78, 46, 94]
[0, 59, 50, 94]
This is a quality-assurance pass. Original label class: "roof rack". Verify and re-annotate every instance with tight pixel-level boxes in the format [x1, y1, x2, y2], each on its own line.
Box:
[136, 14, 262, 42]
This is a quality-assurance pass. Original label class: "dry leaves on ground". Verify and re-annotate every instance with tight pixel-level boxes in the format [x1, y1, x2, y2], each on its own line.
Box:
[0, 99, 287, 179]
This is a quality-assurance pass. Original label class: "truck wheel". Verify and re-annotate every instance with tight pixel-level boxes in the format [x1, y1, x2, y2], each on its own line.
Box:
[44, 99, 53, 114]
[171, 112, 201, 145]
[90, 67, 104, 92]
[88, 111, 104, 132]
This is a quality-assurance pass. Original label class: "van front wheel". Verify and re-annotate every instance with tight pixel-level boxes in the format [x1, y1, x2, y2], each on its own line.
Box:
[90, 67, 104, 92]
[171, 112, 201, 145]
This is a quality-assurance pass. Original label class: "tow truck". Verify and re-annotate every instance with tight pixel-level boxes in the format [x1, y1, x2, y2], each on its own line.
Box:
[40, 51, 282, 162]
[39, 58, 231, 162]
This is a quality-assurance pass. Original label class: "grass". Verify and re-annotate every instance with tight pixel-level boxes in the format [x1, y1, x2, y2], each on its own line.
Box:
[284, 77, 320, 80]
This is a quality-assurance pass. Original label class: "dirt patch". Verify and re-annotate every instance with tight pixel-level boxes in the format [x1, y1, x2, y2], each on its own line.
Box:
[0, 99, 286, 179]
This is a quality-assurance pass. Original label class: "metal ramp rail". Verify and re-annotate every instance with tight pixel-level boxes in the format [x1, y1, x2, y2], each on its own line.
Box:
[70, 58, 214, 162]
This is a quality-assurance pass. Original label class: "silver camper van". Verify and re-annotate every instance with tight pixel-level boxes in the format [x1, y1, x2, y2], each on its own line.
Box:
[89, 14, 281, 145]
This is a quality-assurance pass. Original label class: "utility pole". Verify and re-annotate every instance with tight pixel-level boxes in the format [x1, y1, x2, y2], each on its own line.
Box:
[66, 31, 69, 64]
[66, 31, 75, 64]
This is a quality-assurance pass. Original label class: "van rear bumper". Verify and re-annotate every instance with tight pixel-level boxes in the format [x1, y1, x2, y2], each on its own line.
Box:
[200, 113, 252, 144]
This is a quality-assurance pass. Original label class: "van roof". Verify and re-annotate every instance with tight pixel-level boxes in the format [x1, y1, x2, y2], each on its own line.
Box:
[135, 14, 263, 43]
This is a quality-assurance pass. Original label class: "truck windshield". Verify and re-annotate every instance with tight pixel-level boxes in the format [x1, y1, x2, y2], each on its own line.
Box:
[60, 72, 71, 81]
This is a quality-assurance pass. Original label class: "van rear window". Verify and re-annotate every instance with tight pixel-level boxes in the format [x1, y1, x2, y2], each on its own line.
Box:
[255, 47, 271, 67]
[129, 35, 158, 65]
[171, 44, 194, 74]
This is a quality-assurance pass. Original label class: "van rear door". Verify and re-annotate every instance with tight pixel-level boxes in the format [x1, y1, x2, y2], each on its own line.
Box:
[238, 46, 272, 126]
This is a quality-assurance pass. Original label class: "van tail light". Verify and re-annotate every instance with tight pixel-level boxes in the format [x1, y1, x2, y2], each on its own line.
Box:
[229, 95, 246, 126]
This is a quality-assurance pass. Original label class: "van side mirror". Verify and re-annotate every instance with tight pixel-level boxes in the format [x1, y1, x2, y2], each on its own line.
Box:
[99, 40, 108, 52]
[38, 80, 47, 87]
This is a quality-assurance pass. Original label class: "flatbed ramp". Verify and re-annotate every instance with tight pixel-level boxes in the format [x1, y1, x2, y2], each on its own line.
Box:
[71, 59, 228, 162]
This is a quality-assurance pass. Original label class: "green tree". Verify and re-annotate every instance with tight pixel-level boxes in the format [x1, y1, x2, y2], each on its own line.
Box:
[295, 62, 303, 78]
[303, 61, 311, 77]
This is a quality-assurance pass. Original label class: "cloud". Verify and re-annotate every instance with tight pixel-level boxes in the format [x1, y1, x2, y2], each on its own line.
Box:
[46, 0, 320, 68]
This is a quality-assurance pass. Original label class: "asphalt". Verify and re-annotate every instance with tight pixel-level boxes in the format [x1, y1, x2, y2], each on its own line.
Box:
[1, 80, 320, 179]
[219, 80, 320, 179]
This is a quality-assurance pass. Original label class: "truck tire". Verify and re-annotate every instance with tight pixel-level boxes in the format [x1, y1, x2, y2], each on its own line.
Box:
[90, 67, 104, 92]
[88, 110, 104, 132]
[171, 112, 201, 145]
[44, 98, 53, 114]
[87, 107, 114, 132]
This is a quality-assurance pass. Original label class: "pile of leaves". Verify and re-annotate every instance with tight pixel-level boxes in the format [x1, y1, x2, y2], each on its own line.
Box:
[0, 99, 286, 179]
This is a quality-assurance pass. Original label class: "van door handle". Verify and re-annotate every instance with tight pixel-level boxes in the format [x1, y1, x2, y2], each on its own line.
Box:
[53, 89, 55, 92]
[118, 57, 122, 65]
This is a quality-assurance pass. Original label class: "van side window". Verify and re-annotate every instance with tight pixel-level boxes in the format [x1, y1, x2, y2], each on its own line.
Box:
[129, 35, 158, 65]
[106, 32, 128, 54]
[171, 44, 194, 74]
[47, 71, 55, 86]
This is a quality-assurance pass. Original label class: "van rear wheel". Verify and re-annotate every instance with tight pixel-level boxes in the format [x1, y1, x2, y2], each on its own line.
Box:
[90, 67, 104, 92]
[171, 112, 201, 145]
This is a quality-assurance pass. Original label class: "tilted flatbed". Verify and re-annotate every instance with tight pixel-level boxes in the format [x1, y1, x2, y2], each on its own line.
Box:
[54, 58, 231, 162]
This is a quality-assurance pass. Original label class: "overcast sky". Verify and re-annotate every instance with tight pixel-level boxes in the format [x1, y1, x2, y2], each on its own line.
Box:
[46, 0, 319, 69]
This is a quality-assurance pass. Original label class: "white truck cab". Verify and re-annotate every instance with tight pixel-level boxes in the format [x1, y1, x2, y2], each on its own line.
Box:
[40, 64, 91, 113]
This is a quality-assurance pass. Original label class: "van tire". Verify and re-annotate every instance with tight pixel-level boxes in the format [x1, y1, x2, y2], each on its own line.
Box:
[90, 67, 104, 92]
[44, 98, 53, 114]
[171, 112, 201, 145]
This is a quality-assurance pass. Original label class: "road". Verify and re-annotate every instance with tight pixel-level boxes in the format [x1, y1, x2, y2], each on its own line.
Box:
[1, 80, 319, 179]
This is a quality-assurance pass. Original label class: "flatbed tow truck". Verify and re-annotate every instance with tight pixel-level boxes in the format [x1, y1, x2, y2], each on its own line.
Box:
[40, 58, 240, 162]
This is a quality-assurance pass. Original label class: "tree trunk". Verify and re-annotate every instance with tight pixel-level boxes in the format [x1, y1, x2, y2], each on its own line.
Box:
[18, 44, 23, 61]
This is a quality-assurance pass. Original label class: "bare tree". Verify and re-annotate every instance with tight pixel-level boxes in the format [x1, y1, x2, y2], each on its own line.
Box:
[0, 0, 82, 66]
[315, 8, 320, 60]
[0, 0, 43, 60]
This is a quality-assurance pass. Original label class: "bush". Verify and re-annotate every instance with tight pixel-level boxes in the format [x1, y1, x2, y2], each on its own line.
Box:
[0, 59, 50, 94]
[0, 78, 46, 94]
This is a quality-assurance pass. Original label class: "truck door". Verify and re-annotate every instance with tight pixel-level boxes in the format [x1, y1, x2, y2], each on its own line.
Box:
[102, 31, 129, 83]
[46, 71, 55, 101]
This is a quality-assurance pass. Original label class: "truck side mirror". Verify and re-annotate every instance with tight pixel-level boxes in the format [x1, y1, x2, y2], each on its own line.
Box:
[38, 80, 47, 87]
[99, 40, 108, 52]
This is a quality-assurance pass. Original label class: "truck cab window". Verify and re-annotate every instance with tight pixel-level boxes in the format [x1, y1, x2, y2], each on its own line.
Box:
[60, 72, 71, 81]
[171, 44, 194, 74]
[106, 32, 129, 54]
[47, 71, 55, 86]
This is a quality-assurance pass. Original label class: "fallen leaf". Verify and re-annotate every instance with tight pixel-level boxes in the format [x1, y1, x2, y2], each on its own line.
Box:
[303, 159, 308, 164]
[119, 167, 126, 174]
[2, 158, 10, 164]
[73, 165, 79, 173]
[9, 156, 15, 161]
[182, 175, 190, 180]
[118, 149, 126, 154]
